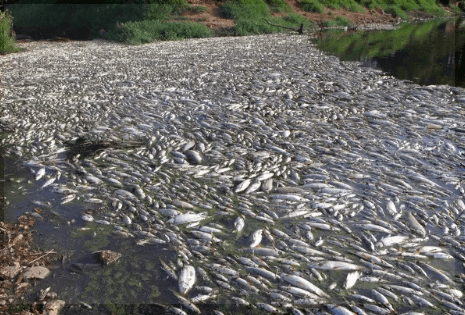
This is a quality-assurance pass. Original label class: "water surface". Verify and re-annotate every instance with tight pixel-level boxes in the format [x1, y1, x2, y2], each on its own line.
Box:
[311, 17, 465, 87]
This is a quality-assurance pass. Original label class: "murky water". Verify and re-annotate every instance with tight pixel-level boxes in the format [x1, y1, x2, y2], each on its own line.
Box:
[311, 17, 465, 87]
[1, 157, 181, 313]
[2, 156, 255, 314]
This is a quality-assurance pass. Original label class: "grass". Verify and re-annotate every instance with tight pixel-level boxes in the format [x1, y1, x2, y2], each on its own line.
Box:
[0, 0, 460, 55]
[317, 0, 365, 12]
[0, 10, 25, 55]
[323, 15, 353, 27]
[221, 0, 315, 36]
[384, 4, 410, 19]
[266, 0, 293, 12]
[299, 0, 326, 13]
[188, 5, 208, 13]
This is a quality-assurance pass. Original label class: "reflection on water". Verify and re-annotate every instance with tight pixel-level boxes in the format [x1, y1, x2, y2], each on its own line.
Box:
[311, 17, 465, 87]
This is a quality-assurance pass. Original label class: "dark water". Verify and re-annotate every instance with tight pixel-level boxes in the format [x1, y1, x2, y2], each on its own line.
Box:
[311, 16, 465, 88]
[0, 155, 252, 314]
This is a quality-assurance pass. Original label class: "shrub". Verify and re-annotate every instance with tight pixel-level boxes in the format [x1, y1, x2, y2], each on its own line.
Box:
[107, 19, 213, 45]
[384, 5, 409, 19]
[265, 0, 292, 12]
[348, 2, 366, 12]
[221, 0, 270, 20]
[317, 0, 341, 9]
[335, 16, 352, 26]
[188, 5, 208, 13]
[0, 10, 25, 55]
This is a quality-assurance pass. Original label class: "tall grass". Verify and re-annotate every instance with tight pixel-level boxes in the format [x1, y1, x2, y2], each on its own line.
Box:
[299, 0, 326, 13]
[221, 0, 313, 36]
[0, 10, 25, 55]
[416, 0, 449, 15]
[265, 0, 293, 12]
[107, 19, 214, 45]
[323, 15, 353, 27]
[316, 0, 365, 12]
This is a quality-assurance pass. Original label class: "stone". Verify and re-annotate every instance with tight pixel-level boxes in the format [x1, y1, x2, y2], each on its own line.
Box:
[15, 282, 31, 294]
[93, 250, 121, 265]
[45, 300, 65, 315]
[23, 266, 50, 280]
[0, 263, 20, 279]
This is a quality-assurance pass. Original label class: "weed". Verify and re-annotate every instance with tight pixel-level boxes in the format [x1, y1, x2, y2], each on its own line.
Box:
[318, 0, 342, 9]
[221, 0, 270, 20]
[417, 0, 449, 16]
[384, 4, 409, 19]
[348, 2, 366, 12]
[299, 0, 326, 13]
[265, 0, 292, 13]
[449, 3, 463, 13]
[0, 10, 25, 55]
[335, 15, 353, 25]
[188, 5, 208, 13]
[324, 15, 352, 27]
[107, 19, 213, 45]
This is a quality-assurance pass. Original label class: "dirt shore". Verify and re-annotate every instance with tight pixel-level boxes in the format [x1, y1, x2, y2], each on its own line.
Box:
[180, 0, 458, 31]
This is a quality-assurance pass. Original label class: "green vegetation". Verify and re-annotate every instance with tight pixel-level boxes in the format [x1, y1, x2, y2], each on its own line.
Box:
[188, 5, 209, 13]
[220, 0, 314, 36]
[317, 0, 365, 12]
[266, 0, 293, 12]
[299, 0, 326, 13]
[313, 17, 463, 86]
[107, 19, 213, 45]
[0, 0, 460, 55]
[0, 10, 25, 55]
[384, 4, 410, 19]
[324, 15, 353, 27]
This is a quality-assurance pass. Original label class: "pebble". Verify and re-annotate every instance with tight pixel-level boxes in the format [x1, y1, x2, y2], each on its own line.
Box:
[1, 34, 465, 314]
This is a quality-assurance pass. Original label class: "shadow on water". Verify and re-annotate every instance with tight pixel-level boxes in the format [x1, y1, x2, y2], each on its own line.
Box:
[310, 16, 465, 87]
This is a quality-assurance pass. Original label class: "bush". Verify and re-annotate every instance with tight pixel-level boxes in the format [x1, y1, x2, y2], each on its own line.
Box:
[221, 0, 270, 20]
[188, 5, 208, 13]
[335, 16, 352, 25]
[384, 5, 409, 19]
[323, 16, 352, 27]
[107, 19, 213, 45]
[282, 12, 310, 26]
[144, 1, 191, 20]
[0, 10, 25, 55]
[299, 0, 325, 13]
[265, 0, 292, 12]
[317, 0, 341, 9]
[348, 2, 366, 12]
[323, 19, 337, 27]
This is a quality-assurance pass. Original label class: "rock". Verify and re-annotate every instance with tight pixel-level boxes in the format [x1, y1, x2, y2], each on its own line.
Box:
[45, 300, 65, 315]
[93, 250, 121, 265]
[15, 282, 31, 294]
[0, 262, 20, 279]
[23, 266, 50, 280]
